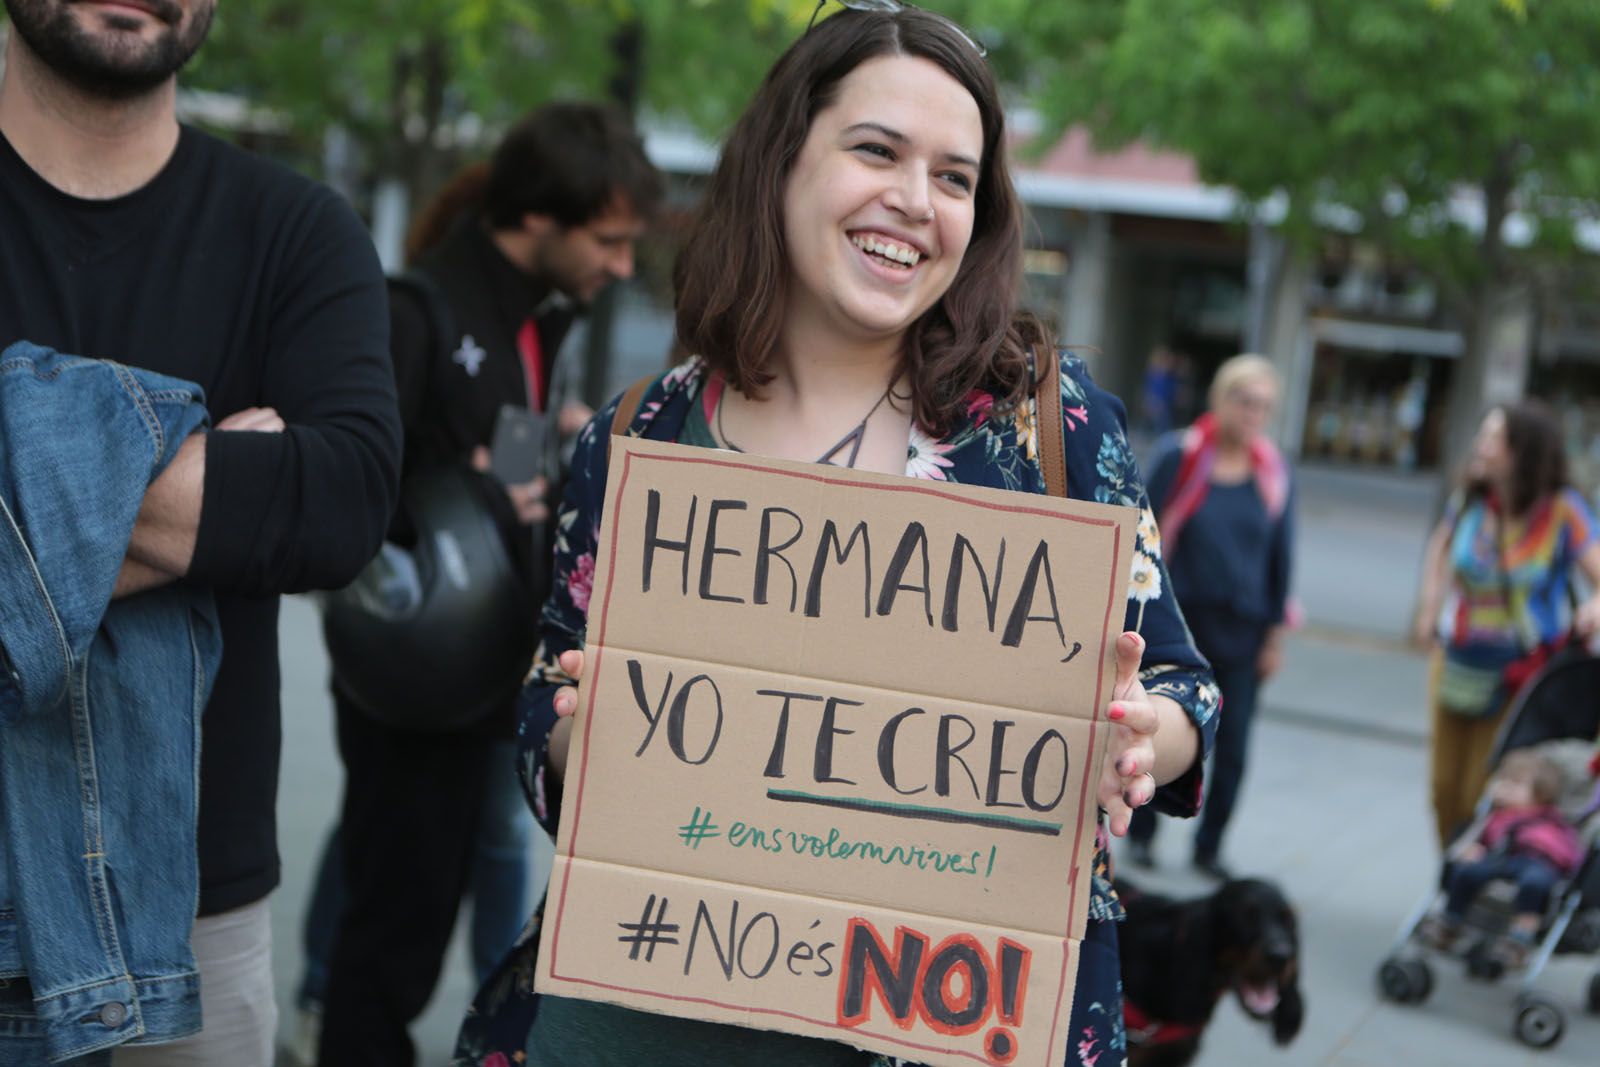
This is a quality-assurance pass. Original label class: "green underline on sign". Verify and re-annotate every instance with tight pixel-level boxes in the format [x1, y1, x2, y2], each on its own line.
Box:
[765, 789, 1063, 837]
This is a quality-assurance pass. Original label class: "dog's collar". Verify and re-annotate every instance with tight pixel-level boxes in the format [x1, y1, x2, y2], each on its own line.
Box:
[1123, 997, 1205, 1047]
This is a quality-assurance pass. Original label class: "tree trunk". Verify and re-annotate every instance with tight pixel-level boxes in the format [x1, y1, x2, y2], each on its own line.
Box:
[582, 19, 647, 409]
[1438, 280, 1534, 484]
[409, 33, 451, 205]
[1435, 155, 1530, 493]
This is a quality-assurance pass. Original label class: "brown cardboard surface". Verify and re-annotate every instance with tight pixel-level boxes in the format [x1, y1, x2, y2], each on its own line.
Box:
[541, 858, 1080, 1067]
[536, 437, 1137, 1067]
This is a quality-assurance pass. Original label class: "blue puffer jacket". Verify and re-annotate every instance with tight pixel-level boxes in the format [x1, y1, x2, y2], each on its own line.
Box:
[0, 342, 221, 1064]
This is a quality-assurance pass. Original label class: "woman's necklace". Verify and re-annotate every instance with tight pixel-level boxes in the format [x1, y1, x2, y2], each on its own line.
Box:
[715, 377, 896, 469]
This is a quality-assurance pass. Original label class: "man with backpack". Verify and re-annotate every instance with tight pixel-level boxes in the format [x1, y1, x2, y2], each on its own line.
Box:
[314, 102, 662, 1067]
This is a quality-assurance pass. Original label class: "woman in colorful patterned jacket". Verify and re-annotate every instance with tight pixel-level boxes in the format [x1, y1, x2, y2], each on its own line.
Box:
[455, 4, 1217, 1064]
[1414, 399, 1600, 847]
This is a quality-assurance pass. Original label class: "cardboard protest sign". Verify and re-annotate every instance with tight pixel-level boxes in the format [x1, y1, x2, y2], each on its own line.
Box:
[536, 436, 1137, 1067]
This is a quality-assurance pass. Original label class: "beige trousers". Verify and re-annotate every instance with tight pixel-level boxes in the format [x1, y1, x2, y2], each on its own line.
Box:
[1427, 650, 1512, 848]
[115, 896, 277, 1067]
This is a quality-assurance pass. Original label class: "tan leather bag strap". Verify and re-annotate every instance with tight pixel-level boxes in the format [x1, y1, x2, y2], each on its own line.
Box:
[1034, 346, 1068, 499]
[607, 375, 655, 458]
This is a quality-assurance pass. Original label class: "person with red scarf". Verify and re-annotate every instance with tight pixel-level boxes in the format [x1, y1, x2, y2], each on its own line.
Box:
[1128, 354, 1295, 878]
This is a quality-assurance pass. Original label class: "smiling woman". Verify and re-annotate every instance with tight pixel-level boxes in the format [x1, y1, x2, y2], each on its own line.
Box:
[778, 57, 979, 361]
[673, 4, 1033, 456]
[455, 5, 1219, 1067]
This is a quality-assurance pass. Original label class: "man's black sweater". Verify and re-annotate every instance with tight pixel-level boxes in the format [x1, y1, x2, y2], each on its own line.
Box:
[0, 127, 402, 914]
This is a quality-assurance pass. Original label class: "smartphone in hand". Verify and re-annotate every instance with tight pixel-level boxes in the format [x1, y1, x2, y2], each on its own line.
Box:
[489, 404, 547, 485]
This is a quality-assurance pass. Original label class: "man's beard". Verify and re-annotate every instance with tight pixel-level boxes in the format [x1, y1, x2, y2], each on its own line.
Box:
[3, 0, 214, 101]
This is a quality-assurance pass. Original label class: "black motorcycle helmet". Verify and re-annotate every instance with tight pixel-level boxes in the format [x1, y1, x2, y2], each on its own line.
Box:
[322, 466, 535, 732]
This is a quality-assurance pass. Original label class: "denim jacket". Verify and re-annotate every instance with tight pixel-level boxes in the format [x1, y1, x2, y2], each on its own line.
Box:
[0, 342, 221, 1064]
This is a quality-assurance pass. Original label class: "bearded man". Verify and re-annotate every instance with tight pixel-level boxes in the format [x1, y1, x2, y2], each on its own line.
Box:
[0, 2, 402, 1062]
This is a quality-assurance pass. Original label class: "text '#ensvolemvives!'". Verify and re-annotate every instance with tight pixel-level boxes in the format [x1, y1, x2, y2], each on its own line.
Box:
[719, 819, 999, 879]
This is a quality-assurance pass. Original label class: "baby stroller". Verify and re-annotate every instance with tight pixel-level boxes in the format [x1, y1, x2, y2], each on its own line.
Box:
[1377, 642, 1600, 1049]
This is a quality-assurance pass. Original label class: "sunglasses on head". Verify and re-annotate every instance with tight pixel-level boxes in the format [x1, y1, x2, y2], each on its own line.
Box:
[806, 0, 988, 58]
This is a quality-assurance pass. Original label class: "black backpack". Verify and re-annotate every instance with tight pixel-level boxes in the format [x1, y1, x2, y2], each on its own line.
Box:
[319, 272, 539, 731]
[388, 271, 459, 368]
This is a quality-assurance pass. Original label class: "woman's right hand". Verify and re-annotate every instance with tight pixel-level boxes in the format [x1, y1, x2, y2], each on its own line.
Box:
[547, 648, 585, 782]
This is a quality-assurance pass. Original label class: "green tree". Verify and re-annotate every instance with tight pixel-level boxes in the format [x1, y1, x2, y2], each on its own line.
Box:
[187, 0, 808, 204]
[1004, 0, 1600, 469]
[185, 1, 819, 398]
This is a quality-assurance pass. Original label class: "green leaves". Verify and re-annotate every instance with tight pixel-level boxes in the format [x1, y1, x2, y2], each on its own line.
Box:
[174, 0, 1600, 297]
[181, 0, 816, 193]
[1007, 0, 1600, 294]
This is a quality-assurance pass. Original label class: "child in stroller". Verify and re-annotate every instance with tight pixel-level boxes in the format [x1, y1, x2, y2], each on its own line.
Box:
[1378, 643, 1600, 1049]
[1420, 749, 1584, 965]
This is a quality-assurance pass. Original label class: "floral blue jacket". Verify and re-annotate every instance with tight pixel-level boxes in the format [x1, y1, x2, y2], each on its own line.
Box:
[455, 352, 1219, 1067]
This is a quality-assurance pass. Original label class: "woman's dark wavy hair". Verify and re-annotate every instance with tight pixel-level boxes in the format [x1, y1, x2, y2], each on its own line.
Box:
[672, 7, 1045, 435]
[1465, 399, 1570, 517]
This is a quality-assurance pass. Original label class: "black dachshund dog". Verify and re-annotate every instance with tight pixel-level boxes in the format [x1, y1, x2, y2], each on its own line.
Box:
[1117, 877, 1305, 1067]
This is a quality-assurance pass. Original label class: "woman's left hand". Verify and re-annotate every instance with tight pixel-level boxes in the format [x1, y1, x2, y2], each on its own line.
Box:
[1100, 631, 1158, 837]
